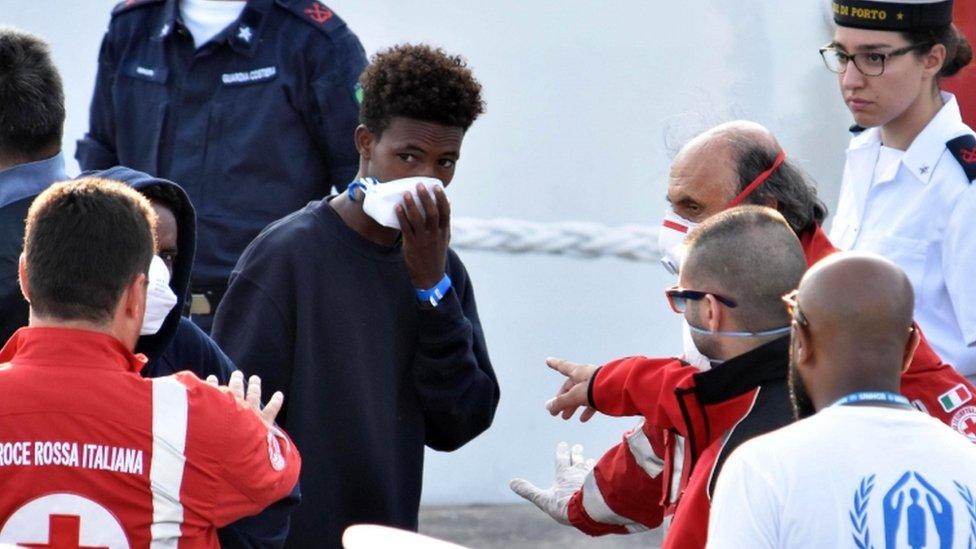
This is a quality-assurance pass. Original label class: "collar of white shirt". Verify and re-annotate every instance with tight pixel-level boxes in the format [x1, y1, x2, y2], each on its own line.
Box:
[848, 91, 969, 185]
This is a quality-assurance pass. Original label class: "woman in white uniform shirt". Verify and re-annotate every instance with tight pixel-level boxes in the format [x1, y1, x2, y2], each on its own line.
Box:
[824, 0, 976, 380]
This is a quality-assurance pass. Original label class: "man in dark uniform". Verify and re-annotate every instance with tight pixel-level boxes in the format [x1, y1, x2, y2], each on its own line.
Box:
[77, 0, 367, 331]
[0, 28, 68, 345]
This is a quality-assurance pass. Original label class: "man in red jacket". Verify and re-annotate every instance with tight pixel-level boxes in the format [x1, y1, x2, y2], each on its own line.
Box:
[512, 121, 976, 547]
[514, 206, 804, 548]
[0, 178, 300, 547]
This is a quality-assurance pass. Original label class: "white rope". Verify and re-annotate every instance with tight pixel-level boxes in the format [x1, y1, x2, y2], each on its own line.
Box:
[451, 217, 662, 263]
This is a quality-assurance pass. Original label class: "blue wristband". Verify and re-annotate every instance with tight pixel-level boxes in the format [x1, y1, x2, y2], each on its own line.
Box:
[416, 274, 452, 307]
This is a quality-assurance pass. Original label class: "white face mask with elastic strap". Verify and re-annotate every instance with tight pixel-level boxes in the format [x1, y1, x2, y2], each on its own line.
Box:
[681, 320, 713, 371]
[658, 211, 699, 276]
[658, 149, 787, 276]
[141, 255, 178, 336]
[682, 321, 792, 371]
[347, 176, 446, 230]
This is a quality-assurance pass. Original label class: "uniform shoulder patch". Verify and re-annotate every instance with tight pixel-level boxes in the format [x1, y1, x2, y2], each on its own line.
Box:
[946, 134, 976, 183]
[112, 0, 164, 16]
[849, 124, 866, 134]
[276, 0, 347, 35]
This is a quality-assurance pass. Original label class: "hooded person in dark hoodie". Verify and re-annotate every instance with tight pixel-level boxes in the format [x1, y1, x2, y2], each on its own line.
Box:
[82, 166, 300, 548]
[81, 167, 234, 381]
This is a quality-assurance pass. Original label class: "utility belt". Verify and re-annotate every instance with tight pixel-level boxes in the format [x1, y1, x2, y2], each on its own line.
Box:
[188, 286, 226, 316]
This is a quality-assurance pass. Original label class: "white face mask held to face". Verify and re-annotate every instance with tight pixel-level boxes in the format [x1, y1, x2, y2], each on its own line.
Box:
[140, 255, 178, 336]
[348, 176, 447, 230]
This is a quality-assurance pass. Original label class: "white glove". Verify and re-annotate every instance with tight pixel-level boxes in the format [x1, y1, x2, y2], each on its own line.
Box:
[510, 442, 595, 526]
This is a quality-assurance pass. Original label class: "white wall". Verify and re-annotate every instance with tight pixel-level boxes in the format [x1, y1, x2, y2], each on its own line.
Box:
[2, 0, 852, 504]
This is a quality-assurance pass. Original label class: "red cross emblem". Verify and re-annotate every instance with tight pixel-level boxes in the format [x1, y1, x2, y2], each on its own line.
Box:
[952, 406, 976, 441]
[960, 145, 976, 164]
[18, 515, 109, 549]
[304, 3, 334, 25]
[962, 416, 976, 438]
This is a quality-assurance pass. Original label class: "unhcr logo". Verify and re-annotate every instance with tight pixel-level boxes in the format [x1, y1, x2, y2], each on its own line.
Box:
[849, 472, 976, 548]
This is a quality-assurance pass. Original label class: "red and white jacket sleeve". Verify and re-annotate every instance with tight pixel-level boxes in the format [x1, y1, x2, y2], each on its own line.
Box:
[901, 327, 976, 438]
[566, 356, 694, 535]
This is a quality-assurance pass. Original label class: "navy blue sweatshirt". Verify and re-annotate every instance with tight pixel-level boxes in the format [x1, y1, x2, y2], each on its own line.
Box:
[212, 197, 500, 548]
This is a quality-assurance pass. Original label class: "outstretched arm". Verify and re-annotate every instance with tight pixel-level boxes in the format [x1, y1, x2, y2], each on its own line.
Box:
[512, 422, 667, 536]
[547, 354, 694, 433]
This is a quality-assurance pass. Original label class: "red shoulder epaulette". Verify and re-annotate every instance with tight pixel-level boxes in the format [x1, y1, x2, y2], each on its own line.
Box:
[946, 134, 976, 184]
[276, 0, 347, 35]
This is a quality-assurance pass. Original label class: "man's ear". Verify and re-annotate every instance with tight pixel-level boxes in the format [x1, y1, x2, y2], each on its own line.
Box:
[17, 254, 30, 303]
[704, 294, 722, 332]
[354, 125, 375, 159]
[901, 324, 922, 374]
[123, 272, 148, 323]
[793, 323, 812, 367]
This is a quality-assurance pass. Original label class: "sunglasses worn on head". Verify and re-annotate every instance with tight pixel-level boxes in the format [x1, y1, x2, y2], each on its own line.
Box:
[665, 286, 738, 314]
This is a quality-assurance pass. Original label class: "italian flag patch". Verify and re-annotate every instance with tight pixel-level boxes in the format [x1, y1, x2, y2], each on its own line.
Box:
[939, 384, 972, 413]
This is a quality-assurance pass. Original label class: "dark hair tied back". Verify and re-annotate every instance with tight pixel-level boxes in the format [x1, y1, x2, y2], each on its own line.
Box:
[904, 24, 973, 78]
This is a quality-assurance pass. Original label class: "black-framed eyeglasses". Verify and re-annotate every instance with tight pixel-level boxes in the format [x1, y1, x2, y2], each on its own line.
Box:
[781, 289, 808, 328]
[665, 286, 738, 314]
[819, 43, 932, 77]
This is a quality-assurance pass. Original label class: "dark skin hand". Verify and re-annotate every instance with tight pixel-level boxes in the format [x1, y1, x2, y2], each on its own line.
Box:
[395, 184, 451, 289]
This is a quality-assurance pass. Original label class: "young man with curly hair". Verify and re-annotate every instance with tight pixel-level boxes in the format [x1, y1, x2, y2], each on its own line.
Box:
[212, 44, 500, 548]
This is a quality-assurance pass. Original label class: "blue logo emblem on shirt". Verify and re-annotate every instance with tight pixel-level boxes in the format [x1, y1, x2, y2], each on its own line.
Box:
[850, 472, 976, 549]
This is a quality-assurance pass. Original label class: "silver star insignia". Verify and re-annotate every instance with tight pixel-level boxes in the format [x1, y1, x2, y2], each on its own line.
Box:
[920, 166, 929, 175]
[237, 25, 253, 43]
[160, 23, 170, 37]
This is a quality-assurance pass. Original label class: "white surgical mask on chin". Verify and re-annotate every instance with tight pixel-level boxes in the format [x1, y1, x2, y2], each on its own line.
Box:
[681, 321, 715, 371]
[681, 321, 792, 370]
[658, 211, 699, 276]
[141, 255, 178, 336]
[350, 176, 446, 230]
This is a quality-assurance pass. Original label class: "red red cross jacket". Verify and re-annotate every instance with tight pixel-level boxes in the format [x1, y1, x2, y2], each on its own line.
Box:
[0, 327, 301, 548]
[565, 224, 976, 546]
